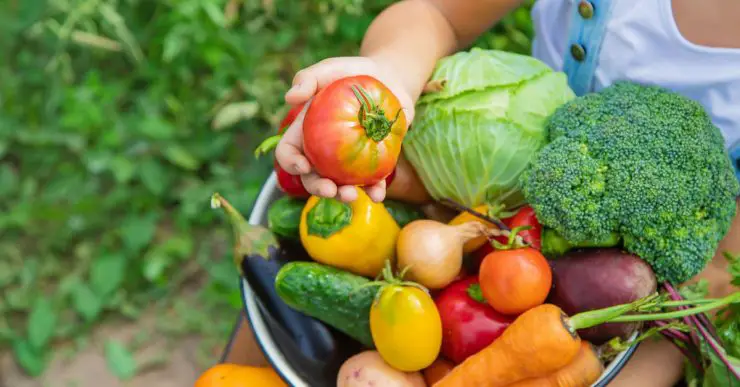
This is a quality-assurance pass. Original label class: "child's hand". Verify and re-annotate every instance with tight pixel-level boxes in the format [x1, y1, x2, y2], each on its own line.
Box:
[274, 56, 415, 203]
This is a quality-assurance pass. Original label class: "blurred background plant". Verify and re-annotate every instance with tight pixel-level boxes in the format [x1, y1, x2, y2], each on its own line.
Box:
[0, 0, 533, 382]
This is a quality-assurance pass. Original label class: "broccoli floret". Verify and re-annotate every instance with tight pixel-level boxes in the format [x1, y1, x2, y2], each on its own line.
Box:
[521, 81, 740, 284]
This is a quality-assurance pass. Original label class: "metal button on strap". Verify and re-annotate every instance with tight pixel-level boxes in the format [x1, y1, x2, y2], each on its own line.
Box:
[570, 44, 586, 62]
[578, 1, 594, 19]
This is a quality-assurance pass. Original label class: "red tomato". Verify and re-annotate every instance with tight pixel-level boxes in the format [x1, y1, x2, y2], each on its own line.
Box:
[478, 248, 552, 315]
[302, 75, 407, 186]
[274, 160, 310, 198]
[469, 205, 543, 272]
[434, 277, 513, 364]
[273, 102, 396, 197]
[274, 103, 311, 198]
[508, 205, 542, 250]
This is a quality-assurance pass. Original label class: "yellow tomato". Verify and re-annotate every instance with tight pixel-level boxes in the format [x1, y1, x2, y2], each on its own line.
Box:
[370, 284, 442, 372]
[195, 364, 286, 387]
[448, 204, 496, 253]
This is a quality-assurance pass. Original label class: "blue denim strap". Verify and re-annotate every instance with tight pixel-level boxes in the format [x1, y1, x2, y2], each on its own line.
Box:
[731, 142, 740, 183]
[562, 0, 615, 96]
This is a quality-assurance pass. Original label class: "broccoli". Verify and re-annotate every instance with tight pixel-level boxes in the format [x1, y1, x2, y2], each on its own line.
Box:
[520, 81, 740, 284]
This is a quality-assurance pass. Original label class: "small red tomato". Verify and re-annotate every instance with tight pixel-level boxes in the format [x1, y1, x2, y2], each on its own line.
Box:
[274, 160, 310, 198]
[469, 205, 543, 272]
[478, 248, 552, 315]
[434, 277, 513, 364]
[508, 205, 542, 250]
[274, 103, 311, 198]
[302, 75, 407, 186]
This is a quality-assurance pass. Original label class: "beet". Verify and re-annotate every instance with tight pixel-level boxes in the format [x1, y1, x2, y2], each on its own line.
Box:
[547, 248, 657, 344]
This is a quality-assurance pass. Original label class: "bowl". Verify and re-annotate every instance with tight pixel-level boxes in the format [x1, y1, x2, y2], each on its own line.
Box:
[240, 172, 640, 386]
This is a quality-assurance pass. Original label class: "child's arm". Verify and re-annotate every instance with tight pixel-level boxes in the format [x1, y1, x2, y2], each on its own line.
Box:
[359, 0, 526, 101]
[275, 0, 525, 202]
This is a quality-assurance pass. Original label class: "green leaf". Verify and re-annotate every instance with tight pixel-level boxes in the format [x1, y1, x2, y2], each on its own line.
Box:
[90, 253, 127, 297]
[139, 116, 176, 140]
[104, 340, 137, 380]
[212, 101, 259, 130]
[119, 214, 158, 253]
[13, 339, 47, 377]
[110, 156, 136, 183]
[0, 163, 19, 198]
[163, 145, 200, 171]
[139, 159, 170, 196]
[27, 298, 56, 350]
[71, 283, 102, 322]
[201, 2, 226, 27]
[142, 252, 171, 283]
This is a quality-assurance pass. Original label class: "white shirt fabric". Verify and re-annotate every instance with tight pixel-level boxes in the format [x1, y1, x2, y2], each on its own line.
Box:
[531, 0, 740, 151]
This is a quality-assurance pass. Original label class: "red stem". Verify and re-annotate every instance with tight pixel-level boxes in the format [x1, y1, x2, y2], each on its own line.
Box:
[695, 320, 740, 380]
[651, 320, 692, 343]
[663, 282, 701, 347]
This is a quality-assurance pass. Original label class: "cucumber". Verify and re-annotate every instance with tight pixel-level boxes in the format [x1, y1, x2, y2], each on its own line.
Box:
[275, 261, 378, 348]
[384, 200, 425, 228]
[267, 196, 306, 240]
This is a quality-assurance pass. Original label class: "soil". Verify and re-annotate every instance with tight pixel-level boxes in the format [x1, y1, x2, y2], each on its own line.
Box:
[0, 319, 215, 387]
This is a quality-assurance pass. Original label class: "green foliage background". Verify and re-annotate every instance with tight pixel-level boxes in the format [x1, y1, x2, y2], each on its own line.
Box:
[0, 0, 534, 378]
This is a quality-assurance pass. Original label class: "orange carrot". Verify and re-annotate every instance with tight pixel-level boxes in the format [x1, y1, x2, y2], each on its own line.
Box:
[423, 358, 455, 386]
[505, 342, 604, 387]
[434, 304, 581, 387]
[434, 292, 740, 387]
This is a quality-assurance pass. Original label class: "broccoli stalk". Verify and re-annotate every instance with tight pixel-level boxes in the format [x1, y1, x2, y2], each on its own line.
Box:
[521, 81, 740, 284]
[541, 228, 621, 258]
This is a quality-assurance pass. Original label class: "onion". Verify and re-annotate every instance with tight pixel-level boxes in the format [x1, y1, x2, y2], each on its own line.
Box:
[396, 219, 485, 289]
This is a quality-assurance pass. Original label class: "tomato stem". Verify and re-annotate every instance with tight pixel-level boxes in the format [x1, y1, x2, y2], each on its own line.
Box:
[351, 85, 398, 143]
[350, 260, 430, 302]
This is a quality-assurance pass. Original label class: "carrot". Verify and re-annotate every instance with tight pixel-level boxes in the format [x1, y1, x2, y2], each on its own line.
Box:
[433, 292, 740, 387]
[506, 342, 604, 387]
[434, 304, 581, 387]
[423, 358, 455, 386]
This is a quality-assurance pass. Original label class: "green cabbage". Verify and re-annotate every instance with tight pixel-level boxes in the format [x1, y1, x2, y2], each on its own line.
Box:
[403, 48, 575, 208]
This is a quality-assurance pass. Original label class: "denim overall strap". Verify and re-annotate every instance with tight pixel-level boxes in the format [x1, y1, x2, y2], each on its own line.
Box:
[731, 142, 740, 183]
[562, 0, 616, 96]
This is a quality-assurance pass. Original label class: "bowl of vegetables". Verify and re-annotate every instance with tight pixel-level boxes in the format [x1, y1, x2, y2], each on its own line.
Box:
[212, 48, 740, 387]
[230, 173, 650, 387]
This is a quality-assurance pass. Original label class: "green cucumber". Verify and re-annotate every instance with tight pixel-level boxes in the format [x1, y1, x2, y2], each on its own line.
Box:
[383, 200, 425, 228]
[275, 261, 378, 348]
[267, 196, 306, 239]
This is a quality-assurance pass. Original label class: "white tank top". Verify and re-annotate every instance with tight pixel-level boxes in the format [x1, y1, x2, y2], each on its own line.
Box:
[531, 0, 740, 151]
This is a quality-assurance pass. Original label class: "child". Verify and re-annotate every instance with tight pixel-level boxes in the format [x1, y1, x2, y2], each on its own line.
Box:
[239, 1, 740, 385]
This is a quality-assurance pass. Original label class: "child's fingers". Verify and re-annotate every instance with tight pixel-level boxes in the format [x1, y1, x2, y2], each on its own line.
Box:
[337, 186, 359, 203]
[285, 58, 379, 104]
[275, 103, 311, 175]
[363, 180, 387, 203]
[301, 173, 338, 198]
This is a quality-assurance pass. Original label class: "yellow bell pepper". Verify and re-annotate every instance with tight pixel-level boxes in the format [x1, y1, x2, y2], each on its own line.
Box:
[299, 189, 400, 278]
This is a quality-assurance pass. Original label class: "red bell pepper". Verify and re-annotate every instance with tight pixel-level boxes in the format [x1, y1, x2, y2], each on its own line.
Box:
[434, 276, 513, 364]
[469, 205, 543, 271]
[271, 103, 396, 198]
